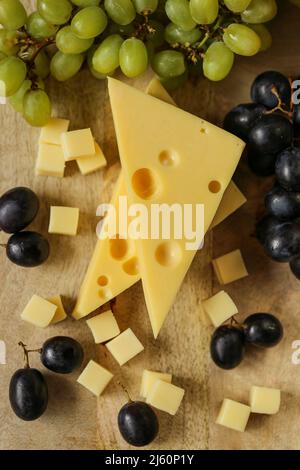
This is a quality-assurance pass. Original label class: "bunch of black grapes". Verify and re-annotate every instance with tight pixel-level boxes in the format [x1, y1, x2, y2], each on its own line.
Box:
[224, 71, 300, 280]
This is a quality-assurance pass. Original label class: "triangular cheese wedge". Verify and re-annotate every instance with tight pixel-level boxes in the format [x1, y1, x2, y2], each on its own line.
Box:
[146, 76, 176, 106]
[108, 77, 245, 337]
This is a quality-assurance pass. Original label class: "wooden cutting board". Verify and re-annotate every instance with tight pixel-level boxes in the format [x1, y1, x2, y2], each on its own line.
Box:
[1, 0, 300, 450]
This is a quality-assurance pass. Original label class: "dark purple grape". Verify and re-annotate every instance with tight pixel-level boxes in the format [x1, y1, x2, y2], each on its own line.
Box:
[263, 222, 300, 262]
[6, 231, 50, 267]
[118, 401, 159, 447]
[290, 254, 300, 279]
[41, 337, 84, 374]
[248, 114, 293, 155]
[248, 149, 277, 176]
[275, 146, 300, 191]
[265, 185, 300, 220]
[294, 104, 300, 129]
[251, 71, 291, 109]
[9, 368, 48, 421]
[256, 215, 285, 244]
[210, 325, 245, 370]
[223, 103, 266, 142]
[0, 187, 39, 233]
[244, 313, 283, 348]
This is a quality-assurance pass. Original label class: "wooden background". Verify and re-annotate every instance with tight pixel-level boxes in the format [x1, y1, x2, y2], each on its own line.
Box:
[1, 0, 300, 450]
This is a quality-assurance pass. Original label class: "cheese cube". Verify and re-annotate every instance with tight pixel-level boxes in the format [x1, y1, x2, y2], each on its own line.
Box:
[77, 360, 113, 397]
[202, 291, 238, 327]
[140, 370, 172, 398]
[36, 143, 65, 178]
[61, 128, 95, 161]
[86, 310, 120, 344]
[106, 328, 144, 366]
[250, 386, 281, 415]
[21, 295, 57, 328]
[216, 399, 251, 432]
[40, 118, 70, 145]
[212, 249, 248, 285]
[48, 206, 80, 236]
[146, 380, 185, 415]
[47, 295, 67, 324]
[76, 142, 107, 175]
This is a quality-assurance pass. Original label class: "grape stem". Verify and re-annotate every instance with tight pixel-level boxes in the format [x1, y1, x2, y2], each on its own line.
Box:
[265, 86, 293, 119]
[18, 341, 42, 368]
[0, 244, 6, 248]
[117, 380, 133, 403]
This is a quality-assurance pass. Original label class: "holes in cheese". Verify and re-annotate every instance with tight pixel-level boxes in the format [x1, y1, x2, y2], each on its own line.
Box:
[208, 180, 221, 194]
[76, 142, 107, 175]
[21, 295, 57, 328]
[106, 328, 144, 366]
[158, 150, 179, 167]
[61, 128, 95, 161]
[146, 380, 185, 415]
[48, 206, 80, 236]
[131, 168, 159, 200]
[201, 290, 238, 327]
[35, 143, 65, 178]
[140, 370, 172, 398]
[97, 275, 109, 286]
[109, 236, 128, 260]
[155, 241, 182, 268]
[77, 360, 113, 397]
[47, 295, 67, 324]
[250, 386, 281, 415]
[40, 118, 70, 145]
[216, 399, 251, 432]
[86, 310, 120, 344]
[212, 249, 248, 285]
[122, 256, 139, 276]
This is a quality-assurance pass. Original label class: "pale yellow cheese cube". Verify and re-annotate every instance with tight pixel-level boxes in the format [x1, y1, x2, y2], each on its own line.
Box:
[146, 380, 185, 415]
[61, 128, 95, 161]
[76, 142, 107, 175]
[47, 295, 67, 324]
[48, 206, 80, 236]
[202, 291, 238, 327]
[250, 386, 281, 415]
[216, 399, 251, 432]
[77, 360, 113, 397]
[86, 310, 120, 344]
[212, 249, 248, 285]
[140, 370, 172, 398]
[106, 328, 144, 366]
[21, 295, 57, 328]
[36, 143, 65, 178]
[40, 118, 70, 145]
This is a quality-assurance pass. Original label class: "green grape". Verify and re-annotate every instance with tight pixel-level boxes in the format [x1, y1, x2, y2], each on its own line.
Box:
[152, 50, 185, 78]
[0, 51, 6, 61]
[0, 0, 27, 30]
[50, 51, 85, 81]
[9, 79, 32, 113]
[241, 0, 277, 24]
[164, 23, 201, 45]
[165, 0, 196, 31]
[104, 0, 136, 26]
[159, 69, 188, 90]
[145, 40, 155, 62]
[223, 23, 261, 56]
[37, 0, 72, 26]
[146, 20, 165, 47]
[71, 7, 108, 39]
[34, 50, 50, 79]
[56, 26, 94, 54]
[26, 12, 58, 39]
[108, 21, 135, 36]
[71, 0, 100, 5]
[0, 56, 26, 96]
[249, 24, 272, 52]
[0, 30, 19, 56]
[92, 34, 123, 74]
[189, 0, 219, 25]
[87, 47, 107, 79]
[119, 38, 148, 77]
[224, 0, 251, 13]
[203, 41, 234, 81]
[23, 89, 51, 127]
[133, 0, 158, 14]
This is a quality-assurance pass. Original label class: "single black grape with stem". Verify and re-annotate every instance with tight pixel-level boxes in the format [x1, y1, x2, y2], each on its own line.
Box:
[40, 336, 84, 374]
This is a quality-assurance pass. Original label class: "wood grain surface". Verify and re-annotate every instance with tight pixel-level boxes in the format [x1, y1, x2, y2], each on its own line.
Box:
[1, 0, 300, 450]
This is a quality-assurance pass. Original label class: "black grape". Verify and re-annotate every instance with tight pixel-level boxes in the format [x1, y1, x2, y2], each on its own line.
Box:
[41, 336, 84, 374]
[251, 71, 291, 109]
[256, 215, 285, 244]
[118, 401, 159, 447]
[0, 187, 39, 233]
[247, 149, 277, 176]
[248, 114, 293, 155]
[244, 313, 283, 348]
[223, 103, 266, 142]
[210, 325, 245, 370]
[265, 185, 300, 220]
[263, 222, 300, 262]
[275, 146, 300, 191]
[6, 231, 50, 267]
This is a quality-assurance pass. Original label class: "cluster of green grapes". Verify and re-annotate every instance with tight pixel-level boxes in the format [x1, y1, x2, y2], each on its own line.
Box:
[0, 0, 294, 127]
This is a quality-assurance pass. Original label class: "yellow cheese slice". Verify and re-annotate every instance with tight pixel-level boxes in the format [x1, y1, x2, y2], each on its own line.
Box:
[146, 76, 176, 106]
[108, 77, 245, 337]
[211, 180, 246, 228]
